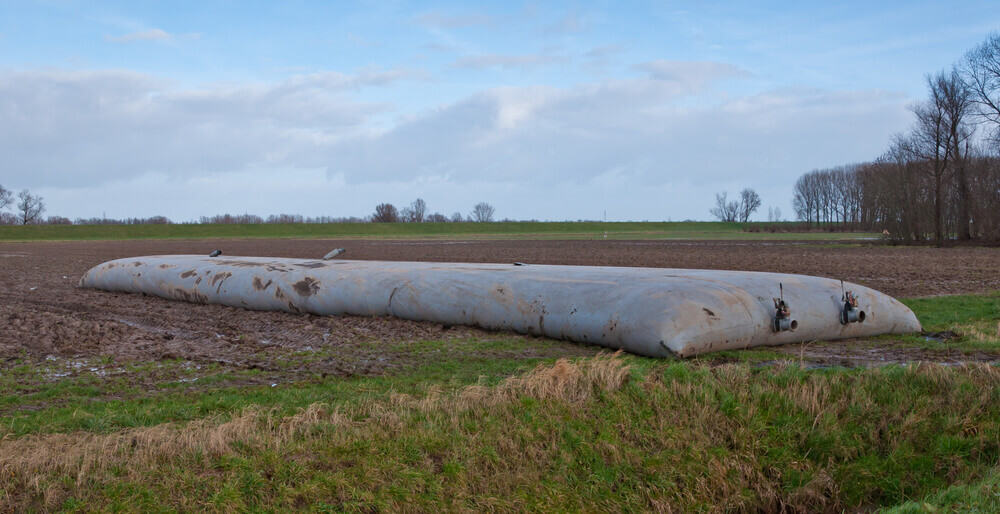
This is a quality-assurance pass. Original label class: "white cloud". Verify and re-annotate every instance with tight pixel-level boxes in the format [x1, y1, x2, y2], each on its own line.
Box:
[452, 53, 566, 70]
[543, 13, 585, 35]
[584, 45, 624, 59]
[0, 69, 413, 187]
[0, 66, 911, 221]
[414, 12, 494, 29]
[635, 60, 751, 88]
[104, 28, 196, 43]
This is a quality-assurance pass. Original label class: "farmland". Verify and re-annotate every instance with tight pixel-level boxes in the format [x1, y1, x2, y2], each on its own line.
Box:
[1, 235, 999, 511]
[0, 221, 881, 242]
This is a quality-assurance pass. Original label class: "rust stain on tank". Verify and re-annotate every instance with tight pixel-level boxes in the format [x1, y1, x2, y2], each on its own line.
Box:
[211, 272, 232, 286]
[211, 271, 233, 293]
[294, 262, 326, 269]
[133, 261, 143, 267]
[293, 277, 320, 296]
[252, 277, 273, 291]
[171, 287, 208, 304]
[180, 270, 197, 279]
[275, 287, 287, 300]
[213, 260, 267, 268]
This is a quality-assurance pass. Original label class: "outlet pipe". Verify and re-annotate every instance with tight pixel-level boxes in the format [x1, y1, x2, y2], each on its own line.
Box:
[79, 255, 921, 358]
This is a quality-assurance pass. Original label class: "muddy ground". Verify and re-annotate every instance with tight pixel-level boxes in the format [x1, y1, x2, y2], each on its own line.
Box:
[2, 239, 999, 378]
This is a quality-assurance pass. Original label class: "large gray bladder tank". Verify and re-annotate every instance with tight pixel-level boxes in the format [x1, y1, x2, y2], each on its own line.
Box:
[79, 255, 921, 357]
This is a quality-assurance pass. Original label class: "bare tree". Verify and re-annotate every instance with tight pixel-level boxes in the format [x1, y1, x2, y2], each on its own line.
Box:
[793, 174, 817, 224]
[470, 202, 495, 222]
[963, 33, 1000, 142]
[410, 198, 427, 222]
[0, 184, 11, 211]
[709, 192, 739, 222]
[912, 73, 955, 245]
[737, 188, 762, 222]
[450, 211, 464, 223]
[938, 68, 975, 239]
[400, 199, 427, 223]
[426, 212, 448, 222]
[16, 189, 45, 225]
[371, 203, 399, 223]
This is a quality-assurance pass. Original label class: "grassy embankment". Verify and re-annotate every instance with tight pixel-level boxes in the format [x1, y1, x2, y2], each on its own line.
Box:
[0, 221, 880, 242]
[1, 293, 997, 511]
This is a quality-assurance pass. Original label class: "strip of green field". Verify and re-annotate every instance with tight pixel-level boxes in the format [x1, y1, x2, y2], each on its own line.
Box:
[0, 221, 880, 241]
[1, 292, 996, 511]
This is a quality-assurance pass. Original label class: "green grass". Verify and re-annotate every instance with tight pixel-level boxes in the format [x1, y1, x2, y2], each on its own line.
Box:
[882, 468, 1000, 513]
[892, 292, 1000, 353]
[0, 337, 576, 438]
[905, 292, 1000, 330]
[5, 356, 1000, 511]
[2, 292, 999, 511]
[0, 221, 880, 241]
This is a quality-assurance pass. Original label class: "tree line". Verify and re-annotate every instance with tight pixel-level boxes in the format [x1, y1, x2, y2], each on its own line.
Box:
[792, 33, 1000, 243]
[371, 199, 496, 223]
[0, 191, 499, 225]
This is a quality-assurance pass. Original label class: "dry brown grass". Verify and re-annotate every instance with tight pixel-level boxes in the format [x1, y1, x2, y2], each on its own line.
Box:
[0, 353, 629, 510]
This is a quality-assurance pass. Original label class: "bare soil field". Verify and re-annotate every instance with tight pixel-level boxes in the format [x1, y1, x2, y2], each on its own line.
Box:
[2, 238, 999, 376]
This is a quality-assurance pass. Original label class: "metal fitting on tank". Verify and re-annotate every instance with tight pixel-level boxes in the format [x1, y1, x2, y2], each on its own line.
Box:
[772, 283, 798, 332]
[840, 287, 866, 324]
[323, 248, 346, 260]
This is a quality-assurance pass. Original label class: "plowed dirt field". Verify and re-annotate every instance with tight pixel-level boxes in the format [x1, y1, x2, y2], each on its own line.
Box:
[3, 239, 998, 373]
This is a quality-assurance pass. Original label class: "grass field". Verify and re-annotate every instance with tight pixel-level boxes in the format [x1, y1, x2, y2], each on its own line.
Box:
[1, 292, 998, 511]
[0, 221, 880, 241]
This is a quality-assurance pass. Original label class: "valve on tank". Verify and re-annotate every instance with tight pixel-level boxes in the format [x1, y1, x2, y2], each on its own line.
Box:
[772, 283, 798, 332]
[323, 248, 346, 260]
[840, 282, 866, 324]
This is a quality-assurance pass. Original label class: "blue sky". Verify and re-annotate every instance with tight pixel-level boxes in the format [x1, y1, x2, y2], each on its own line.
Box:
[1, 1, 998, 221]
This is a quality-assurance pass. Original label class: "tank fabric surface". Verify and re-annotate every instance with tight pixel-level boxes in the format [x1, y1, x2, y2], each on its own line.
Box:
[79, 255, 922, 357]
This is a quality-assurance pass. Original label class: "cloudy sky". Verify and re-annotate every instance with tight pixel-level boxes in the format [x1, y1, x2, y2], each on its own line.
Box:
[1, 1, 999, 222]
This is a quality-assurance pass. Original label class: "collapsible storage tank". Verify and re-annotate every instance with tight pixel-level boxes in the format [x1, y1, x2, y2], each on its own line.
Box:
[80, 255, 921, 357]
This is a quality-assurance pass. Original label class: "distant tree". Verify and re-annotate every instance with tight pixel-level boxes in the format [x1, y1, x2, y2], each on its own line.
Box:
[709, 192, 739, 222]
[767, 206, 783, 222]
[450, 212, 464, 223]
[372, 203, 399, 223]
[45, 216, 72, 225]
[410, 198, 427, 222]
[470, 202, 495, 222]
[738, 188, 762, 222]
[426, 212, 449, 222]
[0, 184, 11, 211]
[16, 190, 44, 225]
